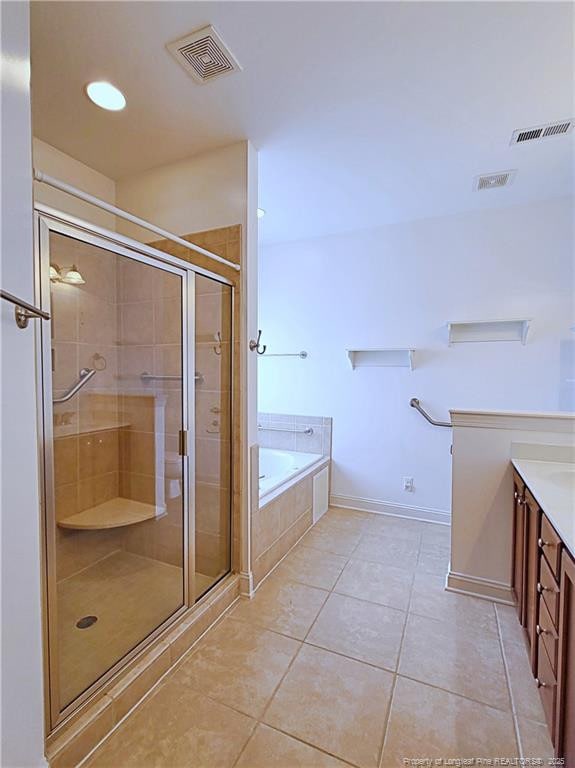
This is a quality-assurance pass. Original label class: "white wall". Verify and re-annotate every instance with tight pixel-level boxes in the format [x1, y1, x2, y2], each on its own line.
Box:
[1, 2, 47, 765]
[258, 198, 574, 518]
[33, 137, 116, 229]
[115, 142, 248, 242]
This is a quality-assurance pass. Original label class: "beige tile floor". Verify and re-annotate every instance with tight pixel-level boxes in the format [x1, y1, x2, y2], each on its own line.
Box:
[84, 509, 554, 768]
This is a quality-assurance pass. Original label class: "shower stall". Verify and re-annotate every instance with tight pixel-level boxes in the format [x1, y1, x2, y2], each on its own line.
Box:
[36, 207, 234, 727]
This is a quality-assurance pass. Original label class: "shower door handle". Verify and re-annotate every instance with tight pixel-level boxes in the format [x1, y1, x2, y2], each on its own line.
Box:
[178, 430, 188, 457]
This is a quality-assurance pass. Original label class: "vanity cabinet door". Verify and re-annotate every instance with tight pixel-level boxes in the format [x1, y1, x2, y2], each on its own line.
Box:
[512, 471, 526, 622]
[555, 550, 575, 764]
[524, 489, 542, 673]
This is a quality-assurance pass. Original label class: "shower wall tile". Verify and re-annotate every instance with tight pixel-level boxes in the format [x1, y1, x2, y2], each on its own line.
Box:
[257, 428, 296, 451]
[51, 284, 79, 343]
[52, 342, 79, 390]
[54, 436, 79, 487]
[118, 258, 155, 303]
[257, 413, 332, 458]
[154, 298, 182, 345]
[195, 342, 231, 392]
[79, 344, 118, 391]
[79, 293, 117, 346]
[120, 301, 155, 345]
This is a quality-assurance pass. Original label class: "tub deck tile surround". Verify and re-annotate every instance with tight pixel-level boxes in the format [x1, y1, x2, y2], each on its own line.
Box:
[83, 509, 552, 768]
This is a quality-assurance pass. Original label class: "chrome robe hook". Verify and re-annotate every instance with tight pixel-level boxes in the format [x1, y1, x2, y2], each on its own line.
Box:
[249, 330, 267, 355]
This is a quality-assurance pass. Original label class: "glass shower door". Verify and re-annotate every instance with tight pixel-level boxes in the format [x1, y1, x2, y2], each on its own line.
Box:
[194, 274, 232, 598]
[44, 225, 188, 719]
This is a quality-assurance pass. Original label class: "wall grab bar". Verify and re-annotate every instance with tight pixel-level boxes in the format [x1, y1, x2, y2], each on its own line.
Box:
[140, 371, 203, 383]
[53, 368, 96, 404]
[257, 424, 314, 435]
[410, 398, 451, 428]
[1, 289, 50, 329]
[261, 351, 308, 358]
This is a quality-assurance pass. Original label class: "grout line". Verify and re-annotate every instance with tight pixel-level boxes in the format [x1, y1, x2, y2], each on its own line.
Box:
[377, 674, 398, 768]
[394, 669, 519, 715]
[252, 722, 361, 768]
[377, 531, 419, 766]
[495, 603, 523, 757]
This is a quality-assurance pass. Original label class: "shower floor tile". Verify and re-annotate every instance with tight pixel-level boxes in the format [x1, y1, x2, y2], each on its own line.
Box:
[58, 550, 184, 707]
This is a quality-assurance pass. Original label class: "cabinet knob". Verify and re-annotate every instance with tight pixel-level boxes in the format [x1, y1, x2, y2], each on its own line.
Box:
[537, 582, 546, 594]
[538, 537, 554, 549]
[535, 678, 547, 688]
[536, 624, 547, 636]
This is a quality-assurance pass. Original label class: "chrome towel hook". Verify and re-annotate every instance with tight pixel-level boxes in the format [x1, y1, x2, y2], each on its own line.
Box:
[249, 329, 267, 355]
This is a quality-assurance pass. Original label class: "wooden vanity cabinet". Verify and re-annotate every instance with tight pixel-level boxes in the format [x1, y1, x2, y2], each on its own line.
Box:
[511, 467, 574, 763]
[523, 488, 542, 672]
[555, 550, 575, 765]
[512, 470, 526, 622]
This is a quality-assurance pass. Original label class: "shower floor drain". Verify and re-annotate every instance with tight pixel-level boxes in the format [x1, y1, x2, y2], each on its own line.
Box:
[76, 615, 98, 629]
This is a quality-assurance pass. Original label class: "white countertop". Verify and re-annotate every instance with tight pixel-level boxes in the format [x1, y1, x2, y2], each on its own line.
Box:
[512, 458, 575, 558]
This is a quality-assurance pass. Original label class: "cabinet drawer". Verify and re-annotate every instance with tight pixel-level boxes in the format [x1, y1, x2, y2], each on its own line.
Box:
[537, 595, 559, 674]
[536, 635, 557, 740]
[539, 514, 562, 579]
[538, 555, 560, 626]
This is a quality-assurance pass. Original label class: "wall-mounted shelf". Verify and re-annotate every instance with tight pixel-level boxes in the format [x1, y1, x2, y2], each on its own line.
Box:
[447, 319, 530, 346]
[347, 348, 415, 370]
[57, 498, 166, 531]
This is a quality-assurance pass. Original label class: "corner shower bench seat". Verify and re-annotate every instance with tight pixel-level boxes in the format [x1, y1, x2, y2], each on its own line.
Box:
[57, 498, 165, 530]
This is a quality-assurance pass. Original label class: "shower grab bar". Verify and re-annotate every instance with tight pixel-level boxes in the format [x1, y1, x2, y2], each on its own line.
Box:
[53, 368, 96, 404]
[409, 398, 451, 428]
[261, 351, 308, 359]
[33, 170, 241, 273]
[140, 371, 203, 383]
[1, 289, 50, 329]
[257, 424, 314, 435]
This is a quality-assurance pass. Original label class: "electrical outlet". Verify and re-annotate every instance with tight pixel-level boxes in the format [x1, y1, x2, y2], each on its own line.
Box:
[403, 476, 414, 492]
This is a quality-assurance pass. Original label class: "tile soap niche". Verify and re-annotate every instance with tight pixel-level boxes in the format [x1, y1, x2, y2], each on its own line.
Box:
[347, 348, 415, 370]
[447, 319, 530, 345]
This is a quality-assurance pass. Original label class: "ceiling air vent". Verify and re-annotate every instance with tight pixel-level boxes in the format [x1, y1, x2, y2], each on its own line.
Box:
[510, 119, 573, 145]
[475, 170, 516, 191]
[167, 25, 241, 84]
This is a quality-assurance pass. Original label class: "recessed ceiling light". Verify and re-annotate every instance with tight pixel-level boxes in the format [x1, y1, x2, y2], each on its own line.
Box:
[85, 81, 126, 111]
[257, 208, 266, 219]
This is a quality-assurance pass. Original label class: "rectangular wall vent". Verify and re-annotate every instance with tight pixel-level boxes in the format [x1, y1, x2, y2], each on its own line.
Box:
[475, 170, 516, 191]
[167, 25, 241, 84]
[510, 119, 573, 145]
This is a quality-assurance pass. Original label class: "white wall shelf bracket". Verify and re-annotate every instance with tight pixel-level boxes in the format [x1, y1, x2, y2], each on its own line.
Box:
[447, 319, 530, 346]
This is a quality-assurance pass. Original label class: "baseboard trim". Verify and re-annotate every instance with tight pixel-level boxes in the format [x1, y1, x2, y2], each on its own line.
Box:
[238, 570, 254, 598]
[329, 493, 451, 526]
[446, 570, 514, 605]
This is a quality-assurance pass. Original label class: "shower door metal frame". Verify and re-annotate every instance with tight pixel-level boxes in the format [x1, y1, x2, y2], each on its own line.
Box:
[34, 206, 234, 731]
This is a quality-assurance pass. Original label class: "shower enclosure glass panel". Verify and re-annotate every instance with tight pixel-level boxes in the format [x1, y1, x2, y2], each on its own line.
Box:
[194, 275, 232, 598]
[46, 230, 187, 712]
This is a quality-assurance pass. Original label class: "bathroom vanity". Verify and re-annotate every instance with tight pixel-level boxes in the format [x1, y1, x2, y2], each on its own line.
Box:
[511, 459, 574, 763]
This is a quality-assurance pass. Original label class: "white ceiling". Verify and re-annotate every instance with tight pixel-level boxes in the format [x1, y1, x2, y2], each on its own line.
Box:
[31, 1, 574, 244]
